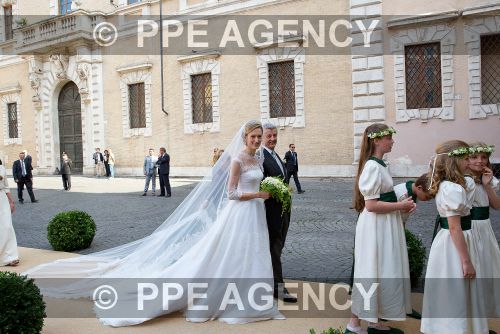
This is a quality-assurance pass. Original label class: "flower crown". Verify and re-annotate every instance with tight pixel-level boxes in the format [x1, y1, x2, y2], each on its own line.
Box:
[468, 145, 494, 155]
[367, 127, 396, 139]
[447, 147, 470, 157]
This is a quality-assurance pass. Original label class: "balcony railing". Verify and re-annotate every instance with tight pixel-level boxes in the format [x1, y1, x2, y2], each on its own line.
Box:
[14, 13, 106, 54]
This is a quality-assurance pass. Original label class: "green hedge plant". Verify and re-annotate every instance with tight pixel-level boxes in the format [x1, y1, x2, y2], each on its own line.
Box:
[0, 271, 46, 334]
[47, 210, 96, 251]
[405, 229, 427, 286]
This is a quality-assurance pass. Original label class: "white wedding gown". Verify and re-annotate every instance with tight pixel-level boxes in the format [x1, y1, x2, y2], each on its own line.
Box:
[25, 149, 284, 326]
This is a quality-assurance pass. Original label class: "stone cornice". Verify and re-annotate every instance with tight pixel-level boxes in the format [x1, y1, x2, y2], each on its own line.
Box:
[462, 2, 500, 16]
[177, 51, 221, 63]
[116, 62, 153, 74]
[0, 83, 21, 95]
[387, 10, 460, 29]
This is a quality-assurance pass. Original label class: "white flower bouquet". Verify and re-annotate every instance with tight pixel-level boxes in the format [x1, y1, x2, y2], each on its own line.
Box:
[260, 176, 292, 215]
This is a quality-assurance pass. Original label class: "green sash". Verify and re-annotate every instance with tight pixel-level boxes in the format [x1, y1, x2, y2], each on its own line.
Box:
[379, 191, 397, 203]
[432, 215, 472, 241]
[470, 206, 490, 220]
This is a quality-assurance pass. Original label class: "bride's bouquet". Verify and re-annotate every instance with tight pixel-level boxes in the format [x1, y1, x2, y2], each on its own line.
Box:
[260, 177, 292, 215]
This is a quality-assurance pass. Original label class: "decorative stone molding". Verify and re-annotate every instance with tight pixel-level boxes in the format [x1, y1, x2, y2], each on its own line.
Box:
[28, 56, 43, 110]
[76, 63, 90, 103]
[29, 73, 42, 109]
[0, 83, 22, 145]
[256, 46, 305, 128]
[1, 0, 16, 6]
[391, 24, 456, 122]
[464, 16, 500, 119]
[49, 55, 69, 81]
[179, 56, 220, 134]
[116, 62, 153, 137]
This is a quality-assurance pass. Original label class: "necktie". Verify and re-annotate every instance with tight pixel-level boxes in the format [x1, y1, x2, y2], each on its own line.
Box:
[271, 151, 284, 175]
[21, 160, 26, 177]
[293, 152, 297, 165]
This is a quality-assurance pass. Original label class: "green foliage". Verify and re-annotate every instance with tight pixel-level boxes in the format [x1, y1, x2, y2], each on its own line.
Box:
[47, 210, 96, 251]
[0, 271, 46, 334]
[310, 327, 345, 334]
[15, 17, 28, 27]
[405, 229, 427, 286]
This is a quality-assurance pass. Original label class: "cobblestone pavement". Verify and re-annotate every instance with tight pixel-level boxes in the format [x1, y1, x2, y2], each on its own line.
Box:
[11, 176, 500, 283]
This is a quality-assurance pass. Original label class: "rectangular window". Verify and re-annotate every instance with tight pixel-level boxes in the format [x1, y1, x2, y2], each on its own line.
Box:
[7, 102, 18, 139]
[481, 34, 500, 105]
[405, 42, 442, 109]
[59, 0, 72, 14]
[268, 60, 296, 118]
[128, 83, 146, 129]
[128, 0, 141, 4]
[4, 6, 13, 40]
[191, 73, 213, 124]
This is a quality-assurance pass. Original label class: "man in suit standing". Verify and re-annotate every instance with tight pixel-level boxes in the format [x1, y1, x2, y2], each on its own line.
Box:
[157, 147, 171, 197]
[142, 148, 158, 196]
[262, 123, 296, 303]
[12, 151, 38, 203]
[284, 144, 305, 194]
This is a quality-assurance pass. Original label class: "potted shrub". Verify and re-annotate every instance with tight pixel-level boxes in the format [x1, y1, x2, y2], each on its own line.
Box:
[0, 271, 46, 334]
[47, 210, 96, 251]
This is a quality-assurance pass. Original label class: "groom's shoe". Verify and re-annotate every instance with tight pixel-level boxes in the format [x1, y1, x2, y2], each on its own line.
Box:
[274, 288, 297, 303]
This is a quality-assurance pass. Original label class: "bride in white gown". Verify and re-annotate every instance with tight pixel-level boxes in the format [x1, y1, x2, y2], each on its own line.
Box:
[24, 120, 284, 326]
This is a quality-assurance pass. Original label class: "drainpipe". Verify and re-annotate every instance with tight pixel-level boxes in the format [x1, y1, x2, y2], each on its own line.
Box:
[159, 0, 168, 115]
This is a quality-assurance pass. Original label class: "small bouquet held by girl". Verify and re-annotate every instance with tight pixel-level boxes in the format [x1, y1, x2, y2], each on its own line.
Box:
[260, 176, 292, 215]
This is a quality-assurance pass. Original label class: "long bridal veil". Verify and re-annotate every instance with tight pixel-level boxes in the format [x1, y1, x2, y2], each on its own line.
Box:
[23, 122, 262, 298]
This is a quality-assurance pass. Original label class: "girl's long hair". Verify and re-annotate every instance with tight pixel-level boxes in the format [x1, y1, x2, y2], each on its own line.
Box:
[353, 123, 390, 213]
[428, 140, 469, 196]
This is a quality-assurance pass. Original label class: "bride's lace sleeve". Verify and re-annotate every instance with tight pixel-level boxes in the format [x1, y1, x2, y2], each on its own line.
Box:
[227, 159, 242, 200]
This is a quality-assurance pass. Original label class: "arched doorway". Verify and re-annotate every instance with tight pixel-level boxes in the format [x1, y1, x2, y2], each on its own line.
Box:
[58, 82, 83, 173]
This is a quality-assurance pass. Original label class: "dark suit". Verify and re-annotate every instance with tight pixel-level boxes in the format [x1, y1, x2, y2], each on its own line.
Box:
[157, 153, 171, 196]
[262, 148, 290, 290]
[12, 158, 36, 202]
[284, 150, 303, 192]
[61, 159, 72, 190]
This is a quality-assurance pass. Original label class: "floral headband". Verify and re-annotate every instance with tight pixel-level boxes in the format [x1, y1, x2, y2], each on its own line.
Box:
[468, 145, 494, 155]
[367, 127, 396, 139]
[447, 147, 470, 157]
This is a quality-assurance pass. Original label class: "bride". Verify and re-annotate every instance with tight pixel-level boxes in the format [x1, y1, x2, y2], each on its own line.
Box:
[24, 120, 285, 326]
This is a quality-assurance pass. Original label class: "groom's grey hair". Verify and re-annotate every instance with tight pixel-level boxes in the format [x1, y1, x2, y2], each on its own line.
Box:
[262, 122, 276, 130]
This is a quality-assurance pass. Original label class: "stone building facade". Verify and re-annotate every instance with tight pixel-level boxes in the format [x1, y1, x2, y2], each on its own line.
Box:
[0, 0, 498, 177]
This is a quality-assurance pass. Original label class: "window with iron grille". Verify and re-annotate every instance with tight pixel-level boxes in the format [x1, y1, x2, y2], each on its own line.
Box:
[7, 102, 18, 139]
[268, 61, 295, 118]
[4, 6, 13, 40]
[59, 0, 72, 14]
[405, 43, 442, 109]
[481, 34, 500, 105]
[128, 83, 146, 129]
[191, 73, 213, 124]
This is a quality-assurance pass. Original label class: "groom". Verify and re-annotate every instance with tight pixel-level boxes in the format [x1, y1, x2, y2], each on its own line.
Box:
[262, 123, 297, 303]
